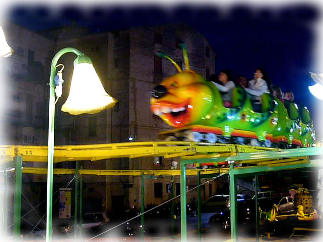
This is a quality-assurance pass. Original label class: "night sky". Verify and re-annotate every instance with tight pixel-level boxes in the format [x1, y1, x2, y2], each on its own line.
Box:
[6, 2, 323, 140]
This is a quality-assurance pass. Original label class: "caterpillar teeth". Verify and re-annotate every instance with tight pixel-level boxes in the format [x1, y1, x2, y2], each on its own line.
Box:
[153, 106, 186, 115]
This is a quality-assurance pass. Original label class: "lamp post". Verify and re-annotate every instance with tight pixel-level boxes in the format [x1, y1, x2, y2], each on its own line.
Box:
[46, 48, 116, 242]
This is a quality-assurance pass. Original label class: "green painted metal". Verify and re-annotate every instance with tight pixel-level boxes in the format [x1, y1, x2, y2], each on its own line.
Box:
[228, 147, 323, 162]
[0, 174, 4, 241]
[255, 175, 259, 242]
[197, 171, 201, 242]
[80, 166, 83, 238]
[180, 160, 187, 242]
[74, 162, 79, 239]
[13, 156, 22, 240]
[229, 162, 238, 242]
[231, 160, 320, 176]
[152, 47, 315, 147]
[46, 48, 86, 242]
[171, 176, 175, 239]
[3, 170, 10, 242]
[141, 174, 145, 241]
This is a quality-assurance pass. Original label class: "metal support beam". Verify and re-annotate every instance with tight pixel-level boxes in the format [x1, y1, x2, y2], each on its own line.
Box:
[197, 170, 202, 242]
[171, 175, 175, 239]
[255, 175, 259, 242]
[229, 162, 238, 242]
[3, 168, 10, 238]
[141, 174, 145, 241]
[0, 174, 5, 241]
[74, 162, 79, 239]
[180, 160, 187, 242]
[13, 156, 22, 240]
[79, 166, 83, 238]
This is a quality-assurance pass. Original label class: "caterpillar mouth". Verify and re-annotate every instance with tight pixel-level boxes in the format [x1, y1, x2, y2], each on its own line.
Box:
[151, 100, 191, 127]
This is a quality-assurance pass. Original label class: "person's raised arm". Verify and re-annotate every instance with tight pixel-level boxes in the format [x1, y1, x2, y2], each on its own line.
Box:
[213, 81, 235, 92]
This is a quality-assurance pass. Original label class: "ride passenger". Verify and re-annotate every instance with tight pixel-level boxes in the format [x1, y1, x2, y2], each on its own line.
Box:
[244, 68, 270, 112]
[212, 69, 236, 108]
[272, 85, 284, 102]
[284, 90, 295, 102]
[236, 75, 248, 88]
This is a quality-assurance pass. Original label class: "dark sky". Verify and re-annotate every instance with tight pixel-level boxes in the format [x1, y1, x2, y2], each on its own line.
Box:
[6, 3, 323, 139]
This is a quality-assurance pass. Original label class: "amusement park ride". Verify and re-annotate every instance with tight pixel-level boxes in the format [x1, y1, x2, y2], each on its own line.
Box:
[0, 37, 322, 242]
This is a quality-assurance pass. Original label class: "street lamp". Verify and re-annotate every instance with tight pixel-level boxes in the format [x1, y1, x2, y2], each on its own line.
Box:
[0, 25, 13, 57]
[46, 48, 116, 241]
[309, 72, 323, 100]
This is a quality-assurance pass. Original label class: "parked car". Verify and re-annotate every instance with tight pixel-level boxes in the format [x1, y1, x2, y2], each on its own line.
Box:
[208, 199, 256, 232]
[204, 194, 249, 213]
[202, 195, 229, 213]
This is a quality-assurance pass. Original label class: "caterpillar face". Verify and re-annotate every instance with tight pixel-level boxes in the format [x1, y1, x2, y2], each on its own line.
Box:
[151, 71, 214, 128]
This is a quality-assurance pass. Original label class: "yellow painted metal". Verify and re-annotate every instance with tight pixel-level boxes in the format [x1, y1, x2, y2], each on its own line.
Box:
[0, 142, 313, 170]
[0, 142, 276, 164]
[21, 167, 229, 176]
[256, 157, 309, 166]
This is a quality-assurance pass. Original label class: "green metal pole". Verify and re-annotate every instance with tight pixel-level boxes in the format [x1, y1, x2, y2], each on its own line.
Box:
[197, 171, 201, 242]
[229, 162, 238, 242]
[46, 49, 74, 241]
[180, 160, 187, 242]
[79, 166, 83, 238]
[3, 168, 10, 238]
[171, 176, 175, 239]
[0, 174, 5, 241]
[74, 162, 79, 239]
[141, 174, 145, 241]
[46, 48, 86, 242]
[13, 156, 22, 240]
[255, 175, 259, 242]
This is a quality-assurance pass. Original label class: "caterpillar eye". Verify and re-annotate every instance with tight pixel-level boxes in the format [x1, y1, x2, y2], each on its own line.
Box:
[171, 81, 178, 88]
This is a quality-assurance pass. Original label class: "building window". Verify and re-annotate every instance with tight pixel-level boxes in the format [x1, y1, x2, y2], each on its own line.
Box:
[176, 38, 182, 49]
[91, 46, 99, 52]
[206, 68, 210, 80]
[89, 116, 97, 137]
[206, 46, 210, 58]
[16, 47, 24, 57]
[154, 56, 162, 74]
[26, 94, 33, 124]
[176, 183, 180, 196]
[154, 183, 163, 198]
[114, 58, 120, 69]
[209, 183, 213, 197]
[154, 33, 162, 44]
[114, 31, 119, 38]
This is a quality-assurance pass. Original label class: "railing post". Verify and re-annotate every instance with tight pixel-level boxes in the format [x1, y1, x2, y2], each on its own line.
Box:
[229, 162, 238, 242]
[3, 168, 10, 238]
[198, 170, 201, 242]
[255, 174, 259, 242]
[79, 166, 83, 238]
[13, 156, 23, 241]
[74, 162, 79, 239]
[180, 160, 187, 242]
[171, 175, 175, 239]
[141, 174, 145, 241]
[0, 174, 5, 241]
